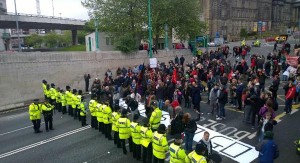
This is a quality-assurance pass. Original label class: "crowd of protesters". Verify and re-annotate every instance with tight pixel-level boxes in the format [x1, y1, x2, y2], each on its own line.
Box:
[87, 42, 300, 162]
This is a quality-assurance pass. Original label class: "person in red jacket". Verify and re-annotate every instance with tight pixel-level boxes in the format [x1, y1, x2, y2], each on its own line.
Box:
[285, 78, 296, 114]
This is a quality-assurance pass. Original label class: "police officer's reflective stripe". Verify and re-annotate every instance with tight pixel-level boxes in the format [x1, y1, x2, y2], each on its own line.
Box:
[130, 123, 139, 133]
[170, 144, 180, 160]
[153, 133, 164, 146]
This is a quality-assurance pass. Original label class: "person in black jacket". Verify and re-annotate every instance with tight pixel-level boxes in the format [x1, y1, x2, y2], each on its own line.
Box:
[183, 112, 200, 153]
[270, 75, 280, 102]
[170, 110, 184, 137]
[191, 82, 202, 113]
[217, 86, 228, 120]
[198, 131, 213, 161]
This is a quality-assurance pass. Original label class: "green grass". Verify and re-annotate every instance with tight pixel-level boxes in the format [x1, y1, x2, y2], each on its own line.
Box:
[59, 45, 86, 51]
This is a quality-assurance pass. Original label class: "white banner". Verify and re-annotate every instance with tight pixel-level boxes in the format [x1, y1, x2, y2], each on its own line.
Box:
[119, 99, 258, 162]
[149, 58, 157, 68]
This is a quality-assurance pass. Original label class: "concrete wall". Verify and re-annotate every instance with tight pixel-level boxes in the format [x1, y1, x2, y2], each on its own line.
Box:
[0, 50, 193, 111]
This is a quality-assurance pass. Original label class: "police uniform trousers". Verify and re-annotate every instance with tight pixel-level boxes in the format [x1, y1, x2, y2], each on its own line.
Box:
[70, 106, 75, 117]
[56, 102, 62, 112]
[91, 116, 97, 128]
[142, 143, 152, 163]
[43, 111, 53, 131]
[132, 141, 141, 160]
[81, 115, 87, 126]
[77, 108, 81, 121]
[32, 119, 41, 133]
[104, 123, 112, 139]
[67, 105, 72, 115]
[114, 131, 121, 148]
[153, 156, 164, 163]
[62, 106, 67, 114]
[98, 122, 103, 132]
[120, 137, 133, 155]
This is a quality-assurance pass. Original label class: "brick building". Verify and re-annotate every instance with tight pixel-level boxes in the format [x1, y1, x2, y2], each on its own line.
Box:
[201, 0, 300, 41]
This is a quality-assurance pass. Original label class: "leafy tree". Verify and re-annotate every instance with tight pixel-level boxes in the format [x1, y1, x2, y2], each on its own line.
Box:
[240, 28, 248, 39]
[43, 32, 59, 48]
[82, 0, 205, 53]
[115, 33, 137, 53]
[24, 34, 43, 48]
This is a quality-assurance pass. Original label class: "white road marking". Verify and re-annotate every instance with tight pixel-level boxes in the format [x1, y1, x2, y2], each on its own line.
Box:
[0, 125, 91, 159]
[0, 122, 45, 136]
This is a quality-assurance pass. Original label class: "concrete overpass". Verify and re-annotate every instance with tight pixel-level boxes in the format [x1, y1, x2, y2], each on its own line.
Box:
[0, 12, 86, 45]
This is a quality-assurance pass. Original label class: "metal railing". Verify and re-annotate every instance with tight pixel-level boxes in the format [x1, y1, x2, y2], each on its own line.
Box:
[4, 12, 87, 22]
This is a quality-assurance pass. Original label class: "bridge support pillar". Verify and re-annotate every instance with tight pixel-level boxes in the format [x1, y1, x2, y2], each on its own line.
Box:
[72, 30, 78, 45]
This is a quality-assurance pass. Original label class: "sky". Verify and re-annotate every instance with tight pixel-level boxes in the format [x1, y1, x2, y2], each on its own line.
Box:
[6, 0, 90, 20]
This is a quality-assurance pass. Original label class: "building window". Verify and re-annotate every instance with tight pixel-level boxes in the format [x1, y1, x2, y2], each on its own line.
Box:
[105, 37, 114, 45]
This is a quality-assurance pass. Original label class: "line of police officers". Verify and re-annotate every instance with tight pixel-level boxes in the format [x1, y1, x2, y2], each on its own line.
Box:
[29, 80, 209, 163]
[89, 96, 208, 163]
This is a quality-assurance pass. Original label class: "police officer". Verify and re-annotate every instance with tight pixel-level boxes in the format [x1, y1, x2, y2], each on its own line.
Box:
[140, 118, 153, 163]
[42, 80, 47, 99]
[41, 99, 55, 132]
[45, 84, 51, 101]
[130, 114, 142, 160]
[56, 87, 62, 112]
[49, 83, 57, 110]
[152, 124, 168, 163]
[89, 96, 98, 129]
[169, 134, 187, 163]
[103, 100, 113, 140]
[117, 109, 132, 154]
[96, 100, 103, 132]
[65, 86, 72, 115]
[60, 89, 67, 114]
[185, 143, 207, 163]
[71, 89, 78, 118]
[76, 90, 83, 121]
[112, 104, 121, 148]
[29, 99, 42, 133]
[79, 96, 87, 126]
[149, 100, 162, 132]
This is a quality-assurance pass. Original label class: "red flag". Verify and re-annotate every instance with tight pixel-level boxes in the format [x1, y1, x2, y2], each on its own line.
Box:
[172, 68, 177, 84]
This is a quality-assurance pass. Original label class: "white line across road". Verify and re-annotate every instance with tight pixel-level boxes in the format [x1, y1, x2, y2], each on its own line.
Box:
[0, 122, 45, 136]
[0, 125, 91, 159]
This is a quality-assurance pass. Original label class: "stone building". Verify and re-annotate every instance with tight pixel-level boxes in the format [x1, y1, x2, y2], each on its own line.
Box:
[201, 0, 300, 41]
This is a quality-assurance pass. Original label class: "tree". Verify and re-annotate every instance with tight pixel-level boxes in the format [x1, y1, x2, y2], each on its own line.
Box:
[43, 32, 59, 48]
[24, 34, 43, 48]
[240, 28, 248, 39]
[82, 0, 205, 53]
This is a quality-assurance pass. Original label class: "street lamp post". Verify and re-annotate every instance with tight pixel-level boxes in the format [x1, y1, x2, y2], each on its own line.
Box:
[13, 0, 21, 52]
[164, 23, 168, 50]
[94, 20, 100, 51]
[148, 0, 153, 58]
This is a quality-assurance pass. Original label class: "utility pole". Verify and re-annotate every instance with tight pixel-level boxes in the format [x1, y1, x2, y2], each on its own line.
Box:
[148, 0, 153, 58]
[52, 0, 54, 17]
[36, 0, 41, 15]
[94, 20, 99, 51]
[14, 0, 21, 52]
[164, 23, 168, 50]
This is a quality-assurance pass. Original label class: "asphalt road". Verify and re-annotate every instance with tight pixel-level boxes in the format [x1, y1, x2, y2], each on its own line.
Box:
[1, 43, 300, 163]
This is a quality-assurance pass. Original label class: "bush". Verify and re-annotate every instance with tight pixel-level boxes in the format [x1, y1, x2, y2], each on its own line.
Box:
[115, 33, 137, 53]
